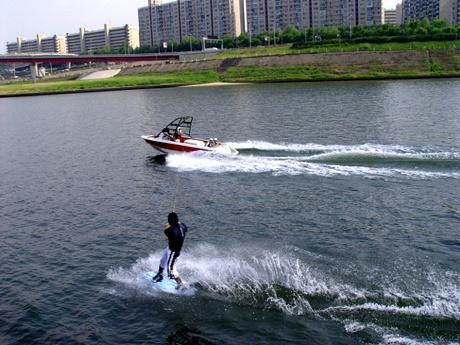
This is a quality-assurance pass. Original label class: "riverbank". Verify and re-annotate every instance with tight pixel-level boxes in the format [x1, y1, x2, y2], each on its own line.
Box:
[1, 48, 459, 97]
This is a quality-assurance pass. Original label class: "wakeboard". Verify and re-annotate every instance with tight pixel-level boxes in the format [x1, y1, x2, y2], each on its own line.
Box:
[142, 271, 195, 296]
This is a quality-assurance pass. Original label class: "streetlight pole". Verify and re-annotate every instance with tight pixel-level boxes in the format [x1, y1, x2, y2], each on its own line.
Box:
[249, 28, 252, 48]
[349, 14, 353, 39]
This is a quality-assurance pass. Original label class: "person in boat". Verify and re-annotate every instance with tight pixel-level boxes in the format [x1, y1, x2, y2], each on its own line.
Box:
[160, 127, 174, 141]
[173, 127, 183, 141]
[151, 212, 188, 289]
[208, 138, 220, 147]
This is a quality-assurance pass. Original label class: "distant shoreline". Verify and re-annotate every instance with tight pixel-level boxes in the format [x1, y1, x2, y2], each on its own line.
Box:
[1, 49, 460, 97]
[2, 74, 460, 98]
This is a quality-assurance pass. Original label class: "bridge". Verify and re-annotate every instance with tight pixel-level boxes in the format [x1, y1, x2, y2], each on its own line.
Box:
[0, 53, 181, 82]
[0, 53, 180, 64]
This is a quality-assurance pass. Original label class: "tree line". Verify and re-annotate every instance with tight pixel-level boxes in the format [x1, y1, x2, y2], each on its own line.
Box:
[90, 19, 459, 55]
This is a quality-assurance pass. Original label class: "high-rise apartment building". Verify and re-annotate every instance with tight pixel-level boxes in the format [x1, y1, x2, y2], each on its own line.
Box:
[246, 0, 382, 31]
[402, 0, 459, 24]
[456, 0, 460, 23]
[110, 25, 140, 51]
[139, 0, 383, 47]
[244, 0, 310, 33]
[41, 36, 67, 53]
[439, 0, 459, 23]
[6, 35, 67, 54]
[385, 9, 397, 24]
[6, 42, 19, 54]
[68, 24, 140, 53]
[384, 4, 403, 26]
[139, 0, 242, 47]
[66, 28, 88, 54]
[6, 24, 139, 54]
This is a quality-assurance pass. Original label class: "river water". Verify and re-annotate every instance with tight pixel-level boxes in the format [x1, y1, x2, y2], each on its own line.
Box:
[1, 80, 459, 344]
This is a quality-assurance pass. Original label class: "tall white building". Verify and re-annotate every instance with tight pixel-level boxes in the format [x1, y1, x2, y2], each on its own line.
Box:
[6, 24, 139, 54]
[68, 24, 140, 53]
[6, 35, 66, 54]
[110, 25, 140, 51]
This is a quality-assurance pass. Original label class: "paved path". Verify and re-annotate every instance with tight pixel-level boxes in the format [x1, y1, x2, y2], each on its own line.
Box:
[77, 69, 121, 80]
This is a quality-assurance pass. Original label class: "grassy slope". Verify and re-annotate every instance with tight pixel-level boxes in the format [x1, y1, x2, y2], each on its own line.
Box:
[217, 41, 459, 81]
[211, 41, 459, 57]
[1, 41, 459, 95]
[220, 64, 429, 82]
[0, 71, 220, 95]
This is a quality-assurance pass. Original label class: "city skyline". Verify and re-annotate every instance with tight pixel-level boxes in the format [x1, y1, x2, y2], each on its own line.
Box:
[1, 0, 402, 54]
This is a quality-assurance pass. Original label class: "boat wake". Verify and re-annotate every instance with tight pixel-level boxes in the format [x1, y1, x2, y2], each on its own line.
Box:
[106, 242, 460, 344]
[164, 141, 460, 180]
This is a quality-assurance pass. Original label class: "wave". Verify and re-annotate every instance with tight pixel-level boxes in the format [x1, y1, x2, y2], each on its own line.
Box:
[106, 243, 460, 343]
[164, 142, 460, 179]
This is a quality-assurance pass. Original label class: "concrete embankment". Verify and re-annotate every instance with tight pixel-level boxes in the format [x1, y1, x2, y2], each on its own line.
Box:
[77, 69, 121, 80]
[118, 49, 459, 76]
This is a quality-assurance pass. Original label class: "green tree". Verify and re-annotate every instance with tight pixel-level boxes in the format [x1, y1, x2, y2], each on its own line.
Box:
[306, 28, 315, 42]
[407, 19, 421, 34]
[431, 18, 450, 28]
[237, 32, 251, 47]
[135, 44, 151, 53]
[282, 25, 300, 43]
[117, 41, 132, 54]
[272, 29, 283, 44]
[352, 25, 366, 38]
[421, 17, 430, 28]
[322, 27, 341, 40]
[178, 36, 201, 51]
[93, 46, 115, 55]
[414, 27, 428, 35]
[251, 36, 263, 46]
[169, 40, 180, 52]
[222, 34, 236, 48]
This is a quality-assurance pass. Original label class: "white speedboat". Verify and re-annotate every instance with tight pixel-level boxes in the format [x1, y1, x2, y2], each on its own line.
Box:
[142, 116, 238, 155]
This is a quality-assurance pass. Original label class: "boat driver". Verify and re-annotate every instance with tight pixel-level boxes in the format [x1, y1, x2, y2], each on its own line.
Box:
[173, 127, 183, 141]
[160, 127, 172, 140]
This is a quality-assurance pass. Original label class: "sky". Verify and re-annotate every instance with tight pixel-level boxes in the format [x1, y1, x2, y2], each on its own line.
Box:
[0, 0, 402, 54]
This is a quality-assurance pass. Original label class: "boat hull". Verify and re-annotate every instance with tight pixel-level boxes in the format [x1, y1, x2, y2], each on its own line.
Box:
[142, 136, 238, 155]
